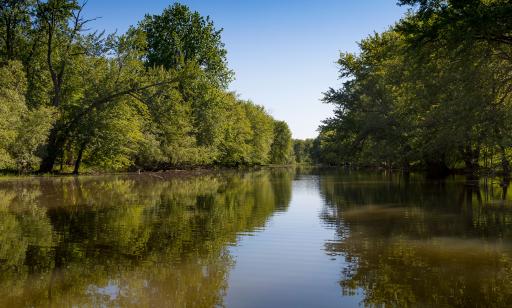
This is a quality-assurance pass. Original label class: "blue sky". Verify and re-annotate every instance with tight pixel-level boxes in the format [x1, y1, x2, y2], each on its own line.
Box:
[84, 1, 407, 139]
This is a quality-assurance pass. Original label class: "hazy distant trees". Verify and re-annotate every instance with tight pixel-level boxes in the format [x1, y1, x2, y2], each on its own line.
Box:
[293, 139, 315, 164]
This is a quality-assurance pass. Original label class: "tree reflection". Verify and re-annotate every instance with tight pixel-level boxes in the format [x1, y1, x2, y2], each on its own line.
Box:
[0, 170, 293, 307]
[320, 171, 512, 307]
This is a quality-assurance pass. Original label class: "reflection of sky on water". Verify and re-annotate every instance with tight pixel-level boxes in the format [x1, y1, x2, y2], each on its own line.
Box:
[225, 175, 363, 307]
[87, 280, 123, 301]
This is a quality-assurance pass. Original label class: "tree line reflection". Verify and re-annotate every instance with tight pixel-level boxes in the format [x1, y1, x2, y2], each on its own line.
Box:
[320, 171, 512, 307]
[0, 169, 293, 307]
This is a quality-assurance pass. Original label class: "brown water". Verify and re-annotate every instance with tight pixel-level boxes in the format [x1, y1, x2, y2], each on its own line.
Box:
[1, 169, 512, 307]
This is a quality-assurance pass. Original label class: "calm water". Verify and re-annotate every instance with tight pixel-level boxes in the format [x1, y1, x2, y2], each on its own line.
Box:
[1, 169, 512, 307]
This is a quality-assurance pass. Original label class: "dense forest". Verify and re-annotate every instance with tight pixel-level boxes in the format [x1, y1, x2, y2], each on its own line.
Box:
[3, 0, 510, 176]
[312, 0, 512, 175]
[0, 1, 294, 174]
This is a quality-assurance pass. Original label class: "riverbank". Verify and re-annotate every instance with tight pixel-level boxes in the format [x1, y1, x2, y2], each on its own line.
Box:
[0, 164, 301, 180]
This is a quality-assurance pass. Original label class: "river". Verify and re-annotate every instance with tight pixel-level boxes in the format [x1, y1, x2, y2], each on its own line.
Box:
[1, 168, 511, 307]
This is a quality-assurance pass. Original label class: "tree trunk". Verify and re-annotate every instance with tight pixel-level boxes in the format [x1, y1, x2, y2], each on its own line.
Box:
[402, 159, 410, 173]
[72, 143, 86, 175]
[39, 128, 63, 173]
[425, 156, 450, 178]
[502, 179, 509, 200]
[500, 146, 510, 175]
[461, 144, 480, 174]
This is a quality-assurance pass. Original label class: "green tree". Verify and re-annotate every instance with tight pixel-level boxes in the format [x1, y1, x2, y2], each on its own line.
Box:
[293, 139, 315, 164]
[0, 1, 293, 174]
[0, 61, 54, 172]
[243, 101, 275, 165]
[217, 94, 253, 165]
[0, 0, 34, 61]
[270, 120, 293, 164]
[317, 8, 512, 175]
[141, 3, 233, 88]
[398, 0, 512, 50]
[34, 10, 175, 173]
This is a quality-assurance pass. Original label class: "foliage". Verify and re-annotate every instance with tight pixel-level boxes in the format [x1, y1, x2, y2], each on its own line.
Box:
[270, 121, 294, 164]
[141, 3, 233, 88]
[0, 2, 293, 174]
[244, 102, 275, 165]
[316, 1, 512, 174]
[0, 61, 55, 172]
[293, 139, 315, 164]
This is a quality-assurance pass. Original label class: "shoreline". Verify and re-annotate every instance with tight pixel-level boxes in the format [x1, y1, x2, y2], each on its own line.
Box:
[0, 165, 302, 180]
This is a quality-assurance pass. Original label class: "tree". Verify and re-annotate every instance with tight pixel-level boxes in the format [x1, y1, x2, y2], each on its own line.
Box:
[0, 61, 54, 172]
[135, 67, 213, 169]
[317, 6, 512, 175]
[34, 6, 177, 173]
[270, 121, 293, 164]
[293, 139, 315, 164]
[0, 0, 34, 61]
[35, 0, 94, 172]
[217, 93, 253, 165]
[243, 101, 274, 165]
[0, 1, 294, 174]
[398, 0, 512, 49]
[141, 3, 233, 88]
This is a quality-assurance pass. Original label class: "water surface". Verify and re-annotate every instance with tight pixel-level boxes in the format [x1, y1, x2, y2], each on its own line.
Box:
[1, 169, 512, 307]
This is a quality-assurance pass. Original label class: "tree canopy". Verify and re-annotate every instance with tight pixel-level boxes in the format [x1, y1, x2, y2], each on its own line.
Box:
[141, 3, 233, 88]
[0, 1, 292, 174]
[314, 0, 512, 175]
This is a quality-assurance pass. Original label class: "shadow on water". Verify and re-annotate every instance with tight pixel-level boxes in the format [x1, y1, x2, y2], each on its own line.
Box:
[319, 170, 512, 307]
[0, 169, 294, 307]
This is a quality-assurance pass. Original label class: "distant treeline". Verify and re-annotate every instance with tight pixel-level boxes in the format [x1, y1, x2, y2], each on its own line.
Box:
[0, 1, 294, 174]
[313, 0, 512, 175]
